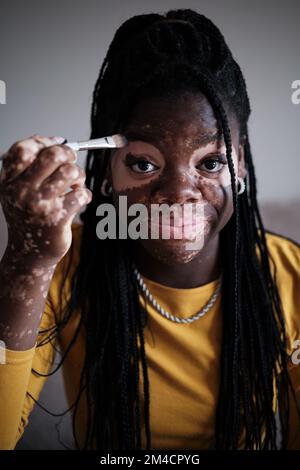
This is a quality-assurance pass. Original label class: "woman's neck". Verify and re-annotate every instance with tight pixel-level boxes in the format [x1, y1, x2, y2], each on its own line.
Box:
[132, 234, 222, 289]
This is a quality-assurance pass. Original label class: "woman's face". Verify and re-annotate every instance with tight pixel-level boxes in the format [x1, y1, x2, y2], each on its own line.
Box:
[106, 92, 247, 265]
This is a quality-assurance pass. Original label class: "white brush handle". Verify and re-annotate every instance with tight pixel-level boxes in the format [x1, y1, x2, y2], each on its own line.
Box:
[65, 136, 117, 151]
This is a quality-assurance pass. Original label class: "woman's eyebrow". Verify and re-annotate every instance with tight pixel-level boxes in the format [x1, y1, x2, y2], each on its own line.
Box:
[188, 132, 224, 147]
[124, 131, 161, 145]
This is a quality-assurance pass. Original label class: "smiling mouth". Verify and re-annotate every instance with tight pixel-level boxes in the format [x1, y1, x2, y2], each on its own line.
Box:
[146, 214, 208, 228]
[150, 221, 205, 229]
[145, 217, 209, 240]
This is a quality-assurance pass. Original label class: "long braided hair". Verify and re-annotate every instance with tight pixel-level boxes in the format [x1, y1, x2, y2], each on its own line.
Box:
[37, 8, 300, 450]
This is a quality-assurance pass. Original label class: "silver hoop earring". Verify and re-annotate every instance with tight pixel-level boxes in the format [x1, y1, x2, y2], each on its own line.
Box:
[100, 178, 112, 197]
[237, 177, 246, 195]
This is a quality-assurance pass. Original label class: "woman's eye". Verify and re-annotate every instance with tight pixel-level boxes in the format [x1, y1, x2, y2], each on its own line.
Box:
[126, 160, 158, 174]
[198, 157, 227, 173]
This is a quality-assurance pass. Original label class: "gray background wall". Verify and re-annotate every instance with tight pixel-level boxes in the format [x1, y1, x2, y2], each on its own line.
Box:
[0, 0, 299, 449]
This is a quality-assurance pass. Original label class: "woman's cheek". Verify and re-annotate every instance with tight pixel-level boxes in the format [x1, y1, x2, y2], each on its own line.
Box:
[111, 179, 154, 216]
[219, 171, 232, 193]
[214, 164, 239, 230]
[110, 160, 130, 192]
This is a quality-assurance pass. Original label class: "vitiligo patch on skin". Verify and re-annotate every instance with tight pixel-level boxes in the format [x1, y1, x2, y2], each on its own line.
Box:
[16, 163, 25, 171]
[23, 237, 39, 254]
[35, 196, 68, 226]
[53, 153, 69, 163]
[0, 262, 55, 347]
[74, 190, 89, 205]
[59, 165, 79, 179]
[20, 151, 34, 162]
[32, 268, 44, 277]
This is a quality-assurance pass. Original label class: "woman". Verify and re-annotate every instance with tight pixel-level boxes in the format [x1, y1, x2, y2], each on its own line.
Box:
[0, 8, 300, 450]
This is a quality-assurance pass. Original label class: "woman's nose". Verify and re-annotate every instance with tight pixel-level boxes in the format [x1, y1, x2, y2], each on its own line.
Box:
[153, 170, 201, 205]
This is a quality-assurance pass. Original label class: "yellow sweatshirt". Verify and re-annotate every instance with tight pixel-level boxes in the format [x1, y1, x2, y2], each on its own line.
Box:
[0, 222, 300, 450]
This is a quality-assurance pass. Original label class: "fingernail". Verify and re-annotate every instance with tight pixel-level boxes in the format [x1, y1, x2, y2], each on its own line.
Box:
[51, 136, 67, 144]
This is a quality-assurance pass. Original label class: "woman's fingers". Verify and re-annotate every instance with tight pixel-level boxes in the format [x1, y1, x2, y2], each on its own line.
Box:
[18, 145, 77, 189]
[38, 164, 86, 199]
[62, 187, 93, 219]
[22, 186, 92, 226]
[0, 134, 93, 263]
[0, 135, 66, 184]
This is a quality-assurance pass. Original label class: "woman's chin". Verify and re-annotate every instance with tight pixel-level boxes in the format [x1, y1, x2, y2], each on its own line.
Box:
[137, 237, 208, 266]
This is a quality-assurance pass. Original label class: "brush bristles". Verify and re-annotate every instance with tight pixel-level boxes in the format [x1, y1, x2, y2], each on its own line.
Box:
[112, 134, 128, 147]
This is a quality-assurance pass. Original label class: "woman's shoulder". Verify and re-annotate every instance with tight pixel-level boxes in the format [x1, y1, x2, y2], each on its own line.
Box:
[263, 230, 300, 352]
[264, 230, 300, 275]
[263, 230, 300, 295]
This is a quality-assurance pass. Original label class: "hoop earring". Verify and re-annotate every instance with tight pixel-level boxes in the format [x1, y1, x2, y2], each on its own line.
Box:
[237, 177, 246, 195]
[100, 178, 112, 197]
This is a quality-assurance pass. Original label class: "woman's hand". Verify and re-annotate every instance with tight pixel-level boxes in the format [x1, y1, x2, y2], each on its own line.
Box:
[0, 134, 92, 264]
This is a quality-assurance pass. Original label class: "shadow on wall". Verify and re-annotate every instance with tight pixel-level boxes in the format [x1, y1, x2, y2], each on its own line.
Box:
[0, 199, 297, 449]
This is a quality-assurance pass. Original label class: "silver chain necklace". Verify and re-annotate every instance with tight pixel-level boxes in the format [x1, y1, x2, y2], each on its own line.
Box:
[132, 263, 222, 324]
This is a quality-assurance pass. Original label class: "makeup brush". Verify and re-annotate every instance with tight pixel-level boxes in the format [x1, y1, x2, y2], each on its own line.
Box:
[0, 134, 128, 161]
[64, 134, 128, 151]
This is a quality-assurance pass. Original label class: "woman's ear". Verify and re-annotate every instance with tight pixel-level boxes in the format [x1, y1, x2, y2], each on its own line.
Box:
[238, 136, 247, 180]
[100, 165, 113, 198]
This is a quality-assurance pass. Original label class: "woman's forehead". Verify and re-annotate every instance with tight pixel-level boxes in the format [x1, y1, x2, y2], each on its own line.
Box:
[123, 128, 225, 153]
[126, 93, 218, 128]
[123, 93, 237, 146]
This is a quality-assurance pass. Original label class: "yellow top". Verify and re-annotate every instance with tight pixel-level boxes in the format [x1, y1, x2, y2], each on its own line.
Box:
[0, 222, 300, 450]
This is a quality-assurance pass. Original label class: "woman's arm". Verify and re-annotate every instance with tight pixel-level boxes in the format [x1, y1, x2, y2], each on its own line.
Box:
[0, 274, 59, 450]
[0, 221, 82, 450]
[0, 134, 92, 351]
[0, 246, 58, 351]
[0, 134, 92, 449]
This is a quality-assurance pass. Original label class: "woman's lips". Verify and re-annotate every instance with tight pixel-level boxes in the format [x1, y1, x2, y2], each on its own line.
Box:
[146, 217, 209, 240]
[146, 211, 206, 225]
